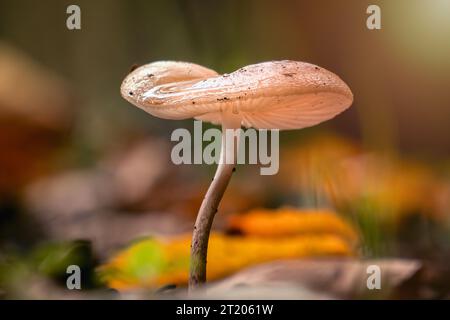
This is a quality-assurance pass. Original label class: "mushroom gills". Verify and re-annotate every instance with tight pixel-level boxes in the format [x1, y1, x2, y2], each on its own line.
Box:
[195, 92, 351, 130]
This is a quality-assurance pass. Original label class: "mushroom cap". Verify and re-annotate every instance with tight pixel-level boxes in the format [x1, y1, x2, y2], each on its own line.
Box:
[121, 60, 353, 130]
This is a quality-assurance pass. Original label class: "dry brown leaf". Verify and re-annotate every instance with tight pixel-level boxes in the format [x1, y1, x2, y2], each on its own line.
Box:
[210, 259, 422, 299]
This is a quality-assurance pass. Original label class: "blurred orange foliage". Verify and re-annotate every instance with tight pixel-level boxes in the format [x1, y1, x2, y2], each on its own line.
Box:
[279, 133, 449, 224]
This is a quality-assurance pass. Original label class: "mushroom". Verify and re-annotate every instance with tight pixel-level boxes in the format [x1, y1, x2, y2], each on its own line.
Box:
[120, 60, 353, 290]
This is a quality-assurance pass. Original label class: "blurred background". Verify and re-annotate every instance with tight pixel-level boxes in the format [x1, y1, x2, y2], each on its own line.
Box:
[0, 0, 449, 299]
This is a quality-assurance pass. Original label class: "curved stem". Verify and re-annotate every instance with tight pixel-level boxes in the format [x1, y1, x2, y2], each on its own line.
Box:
[189, 112, 241, 290]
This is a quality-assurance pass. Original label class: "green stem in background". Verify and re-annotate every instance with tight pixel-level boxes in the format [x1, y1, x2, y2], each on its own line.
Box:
[189, 111, 241, 291]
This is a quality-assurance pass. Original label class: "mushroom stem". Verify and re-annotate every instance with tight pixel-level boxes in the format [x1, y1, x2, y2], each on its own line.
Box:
[189, 111, 241, 290]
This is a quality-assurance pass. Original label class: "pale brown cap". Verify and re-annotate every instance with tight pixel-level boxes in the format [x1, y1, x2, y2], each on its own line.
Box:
[121, 60, 353, 130]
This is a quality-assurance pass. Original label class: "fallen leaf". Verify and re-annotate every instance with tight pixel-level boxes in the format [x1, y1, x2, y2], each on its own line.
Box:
[209, 259, 422, 299]
[228, 207, 358, 243]
[99, 232, 355, 291]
